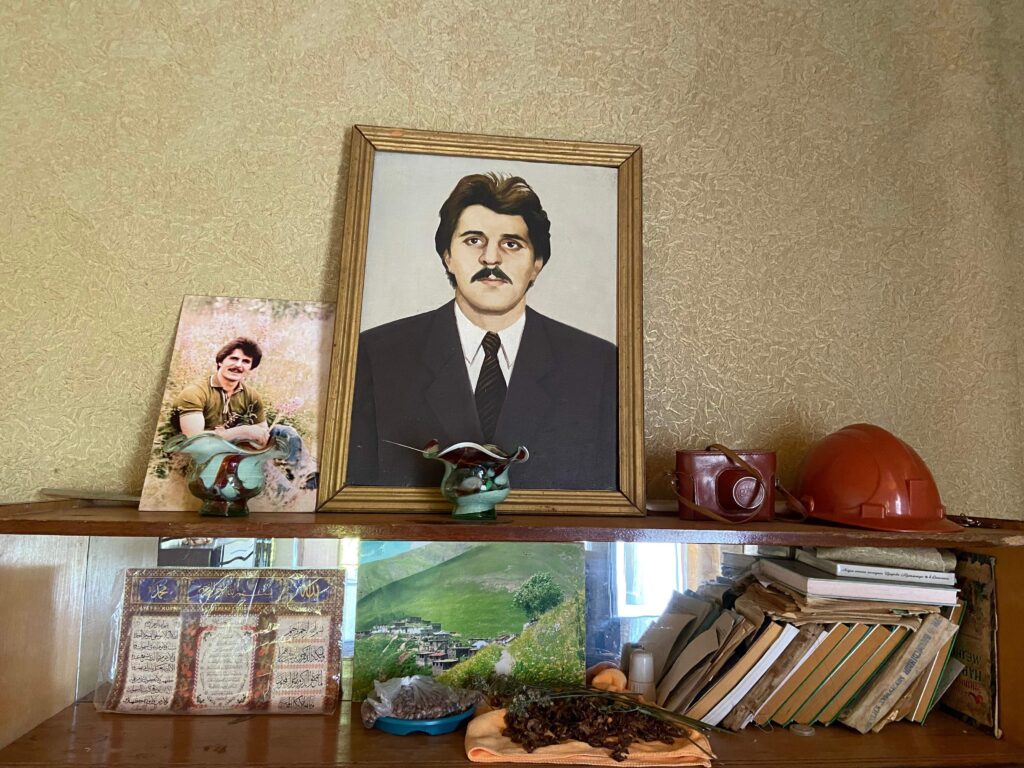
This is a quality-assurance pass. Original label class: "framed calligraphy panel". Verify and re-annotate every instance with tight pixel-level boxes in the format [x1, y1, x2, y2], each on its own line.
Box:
[98, 568, 344, 714]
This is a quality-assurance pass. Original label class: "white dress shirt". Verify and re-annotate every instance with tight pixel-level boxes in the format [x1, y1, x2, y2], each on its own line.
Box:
[453, 302, 526, 389]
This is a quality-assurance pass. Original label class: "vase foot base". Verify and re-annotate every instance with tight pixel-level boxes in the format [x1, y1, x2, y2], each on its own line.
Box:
[451, 507, 499, 521]
[199, 500, 250, 517]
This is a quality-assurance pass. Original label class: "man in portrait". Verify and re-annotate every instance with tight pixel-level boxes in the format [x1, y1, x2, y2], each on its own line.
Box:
[346, 173, 617, 489]
[170, 336, 271, 449]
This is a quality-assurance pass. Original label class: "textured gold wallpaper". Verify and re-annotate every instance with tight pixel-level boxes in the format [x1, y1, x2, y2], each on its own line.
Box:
[2, 1, 1022, 518]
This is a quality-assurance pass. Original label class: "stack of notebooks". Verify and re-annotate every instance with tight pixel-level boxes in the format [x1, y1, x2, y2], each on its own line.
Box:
[630, 546, 967, 734]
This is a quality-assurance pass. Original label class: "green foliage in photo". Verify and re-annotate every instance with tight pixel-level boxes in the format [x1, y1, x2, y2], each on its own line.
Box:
[437, 591, 585, 691]
[352, 635, 433, 701]
[512, 572, 564, 620]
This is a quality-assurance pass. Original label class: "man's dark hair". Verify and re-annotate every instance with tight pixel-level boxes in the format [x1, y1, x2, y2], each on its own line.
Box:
[434, 173, 551, 287]
[215, 337, 263, 370]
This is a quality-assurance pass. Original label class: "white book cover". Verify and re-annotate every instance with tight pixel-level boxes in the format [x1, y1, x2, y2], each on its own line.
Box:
[933, 658, 966, 705]
[796, 549, 956, 586]
[753, 559, 958, 607]
[702, 624, 800, 726]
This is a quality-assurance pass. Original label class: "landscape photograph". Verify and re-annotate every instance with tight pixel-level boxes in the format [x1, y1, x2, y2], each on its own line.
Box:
[352, 541, 585, 699]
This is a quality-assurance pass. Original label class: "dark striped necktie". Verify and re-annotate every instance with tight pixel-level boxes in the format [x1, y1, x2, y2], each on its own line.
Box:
[475, 331, 507, 443]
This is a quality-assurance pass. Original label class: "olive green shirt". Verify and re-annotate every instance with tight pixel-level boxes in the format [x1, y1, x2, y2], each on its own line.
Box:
[170, 375, 266, 432]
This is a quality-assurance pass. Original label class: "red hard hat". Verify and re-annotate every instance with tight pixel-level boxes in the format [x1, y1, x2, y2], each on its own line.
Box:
[794, 423, 962, 533]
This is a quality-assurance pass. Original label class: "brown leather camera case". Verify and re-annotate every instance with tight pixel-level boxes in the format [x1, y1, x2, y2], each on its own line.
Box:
[674, 448, 776, 523]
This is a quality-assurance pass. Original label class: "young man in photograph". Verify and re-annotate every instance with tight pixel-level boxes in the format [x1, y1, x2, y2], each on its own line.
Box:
[171, 336, 271, 448]
[347, 173, 617, 490]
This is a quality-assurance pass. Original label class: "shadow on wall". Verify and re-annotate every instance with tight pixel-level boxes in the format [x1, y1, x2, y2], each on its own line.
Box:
[751, 405, 828, 489]
[128, 336, 178, 494]
[0, 557, 80, 749]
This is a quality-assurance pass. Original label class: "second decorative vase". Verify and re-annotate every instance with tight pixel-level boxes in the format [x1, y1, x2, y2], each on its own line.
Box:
[422, 440, 529, 521]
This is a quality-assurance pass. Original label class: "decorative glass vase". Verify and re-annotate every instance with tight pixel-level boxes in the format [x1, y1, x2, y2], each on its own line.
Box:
[422, 441, 529, 521]
[165, 425, 303, 516]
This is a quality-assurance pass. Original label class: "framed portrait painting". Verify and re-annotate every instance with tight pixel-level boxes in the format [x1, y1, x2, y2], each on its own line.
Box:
[319, 125, 643, 516]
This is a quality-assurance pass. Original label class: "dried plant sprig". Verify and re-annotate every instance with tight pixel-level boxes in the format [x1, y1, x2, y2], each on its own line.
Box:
[490, 682, 721, 761]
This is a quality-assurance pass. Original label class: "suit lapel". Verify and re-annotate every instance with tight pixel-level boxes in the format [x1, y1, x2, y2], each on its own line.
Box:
[493, 307, 555, 451]
[423, 301, 484, 442]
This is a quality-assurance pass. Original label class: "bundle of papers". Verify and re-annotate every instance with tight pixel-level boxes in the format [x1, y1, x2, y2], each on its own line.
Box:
[738, 581, 937, 628]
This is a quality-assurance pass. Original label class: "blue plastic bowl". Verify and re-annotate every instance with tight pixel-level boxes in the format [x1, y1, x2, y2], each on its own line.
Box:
[373, 706, 475, 736]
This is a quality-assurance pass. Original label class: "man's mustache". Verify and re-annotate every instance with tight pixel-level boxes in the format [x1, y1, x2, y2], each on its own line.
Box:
[471, 266, 512, 284]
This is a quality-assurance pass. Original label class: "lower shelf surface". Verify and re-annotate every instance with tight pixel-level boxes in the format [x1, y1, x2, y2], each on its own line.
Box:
[0, 702, 1020, 768]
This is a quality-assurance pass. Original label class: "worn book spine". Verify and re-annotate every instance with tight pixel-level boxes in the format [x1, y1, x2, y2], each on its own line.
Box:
[686, 623, 784, 721]
[720, 623, 823, 731]
[839, 614, 957, 734]
[912, 601, 965, 722]
[703, 625, 799, 726]
[869, 675, 924, 732]
[754, 624, 848, 726]
[792, 626, 889, 726]
[819, 626, 910, 726]
[774, 624, 869, 726]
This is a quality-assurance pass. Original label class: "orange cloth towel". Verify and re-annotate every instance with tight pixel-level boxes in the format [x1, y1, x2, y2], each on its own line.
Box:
[465, 708, 714, 767]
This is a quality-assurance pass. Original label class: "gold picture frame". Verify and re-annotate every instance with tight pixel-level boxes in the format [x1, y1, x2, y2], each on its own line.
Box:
[318, 125, 644, 516]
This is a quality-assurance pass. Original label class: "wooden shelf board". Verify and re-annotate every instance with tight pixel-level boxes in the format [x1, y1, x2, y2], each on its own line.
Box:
[1, 501, 1022, 547]
[0, 702, 1019, 768]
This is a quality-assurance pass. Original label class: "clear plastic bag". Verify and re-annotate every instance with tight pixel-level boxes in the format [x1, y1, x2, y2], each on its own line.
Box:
[94, 567, 344, 714]
[360, 675, 482, 727]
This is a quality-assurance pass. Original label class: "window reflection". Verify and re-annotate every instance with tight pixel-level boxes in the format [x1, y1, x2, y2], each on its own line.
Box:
[157, 537, 274, 568]
[615, 542, 685, 617]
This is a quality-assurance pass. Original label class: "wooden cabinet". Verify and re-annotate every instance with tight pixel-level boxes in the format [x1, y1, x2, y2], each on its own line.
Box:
[1, 499, 1022, 767]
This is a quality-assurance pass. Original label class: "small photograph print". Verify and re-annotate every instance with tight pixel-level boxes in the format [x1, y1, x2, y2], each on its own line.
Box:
[139, 295, 335, 513]
[352, 541, 585, 699]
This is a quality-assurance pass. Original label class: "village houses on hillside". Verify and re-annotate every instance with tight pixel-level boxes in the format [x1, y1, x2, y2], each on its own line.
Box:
[357, 616, 517, 674]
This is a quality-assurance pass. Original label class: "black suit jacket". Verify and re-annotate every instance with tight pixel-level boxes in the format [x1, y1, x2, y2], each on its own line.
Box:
[346, 301, 617, 490]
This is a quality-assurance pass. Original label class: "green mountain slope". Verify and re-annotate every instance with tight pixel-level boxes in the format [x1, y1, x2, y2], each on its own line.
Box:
[357, 542, 476, 599]
[355, 542, 584, 636]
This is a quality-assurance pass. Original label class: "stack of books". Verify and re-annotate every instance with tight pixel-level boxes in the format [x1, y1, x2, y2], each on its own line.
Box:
[720, 546, 793, 580]
[719, 551, 757, 580]
[634, 547, 968, 734]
